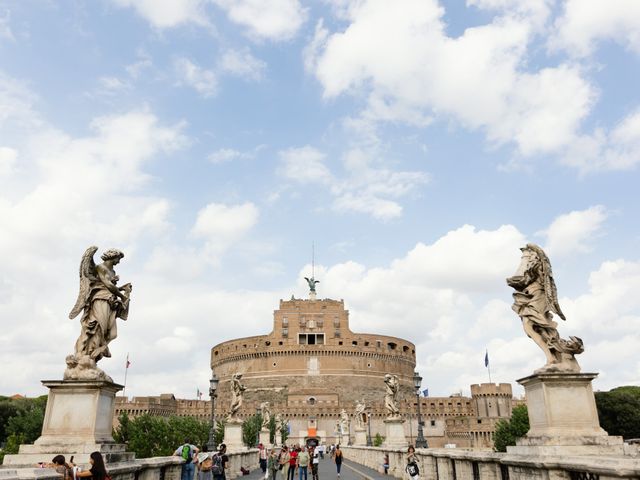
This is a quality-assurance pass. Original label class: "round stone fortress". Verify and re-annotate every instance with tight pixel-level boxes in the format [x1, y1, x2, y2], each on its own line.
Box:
[211, 295, 416, 445]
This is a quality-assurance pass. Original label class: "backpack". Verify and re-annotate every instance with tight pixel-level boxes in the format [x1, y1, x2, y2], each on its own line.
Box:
[181, 445, 192, 463]
[406, 462, 419, 477]
[212, 454, 224, 475]
[199, 457, 213, 472]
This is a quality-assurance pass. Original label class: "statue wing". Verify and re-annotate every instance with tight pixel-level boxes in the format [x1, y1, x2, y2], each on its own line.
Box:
[532, 244, 567, 321]
[68, 246, 98, 319]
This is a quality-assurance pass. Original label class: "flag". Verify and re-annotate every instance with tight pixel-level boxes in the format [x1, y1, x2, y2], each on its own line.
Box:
[422, 388, 429, 397]
[125, 354, 131, 369]
[196, 388, 201, 399]
[484, 350, 489, 368]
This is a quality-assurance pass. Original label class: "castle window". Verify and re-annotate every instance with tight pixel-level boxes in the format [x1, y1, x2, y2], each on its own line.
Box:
[387, 342, 397, 350]
[403, 345, 409, 352]
[364, 341, 370, 346]
[338, 341, 343, 345]
[265, 341, 271, 346]
[376, 341, 382, 348]
[430, 419, 436, 427]
[367, 363, 372, 368]
[352, 341, 358, 346]
[308, 397, 316, 405]
[317, 318, 324, 328]
[334, 330, 341, 338]
[299, 334, 307, 345]
[282, 328, 288, 338]
[333, 316, 340, 327]
[282, 317, 288, 327]
[278, 341, 283, 345]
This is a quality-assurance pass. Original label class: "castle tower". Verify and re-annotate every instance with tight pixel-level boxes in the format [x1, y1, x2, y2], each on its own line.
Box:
[471, 383, 513, 419]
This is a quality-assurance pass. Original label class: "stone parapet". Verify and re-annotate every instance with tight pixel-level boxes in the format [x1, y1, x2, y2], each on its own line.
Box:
[341, 445, 640, 479]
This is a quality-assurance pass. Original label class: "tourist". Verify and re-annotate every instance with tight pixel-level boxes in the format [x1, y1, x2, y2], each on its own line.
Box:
[39, 455, 74, 480]
[259, 444, 268, 474]
[317, 444, 324, 460]
[287, 447, 298, 480]
[405, 446, 420, 480]
[310, 447, 319, 480]
[213, 444, 229, 480]
[280, 446, 291, 480]
[196, 446, 214, 480]
[333, 445, 343, 478]
[383, 453, 389, 475]
[75, 452, 108, 480]
[174, 438, 199, 480]
[268, 449, 280, 480]
[297, 446, 310, 480]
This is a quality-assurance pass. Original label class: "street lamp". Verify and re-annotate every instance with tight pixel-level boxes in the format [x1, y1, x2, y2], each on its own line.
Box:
[366, 409, 373, 446]
[413, 371, 428, 448]
[255, 406, 261, 447]
[207, 372, 219, 452]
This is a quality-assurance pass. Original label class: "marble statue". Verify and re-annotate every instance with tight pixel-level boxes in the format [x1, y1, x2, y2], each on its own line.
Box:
[66, 246, 132, 381]
[354, 399, 367, 429]
[507, 243, 584, 373]
[260, 401, 271, 430]
[304, 276, 319, 293]
[384, 374, 401, 420]
[228, 373, 246, 420]
[340, 409, 350, 434]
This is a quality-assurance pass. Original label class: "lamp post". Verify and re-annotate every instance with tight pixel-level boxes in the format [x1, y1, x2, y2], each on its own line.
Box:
[207, 372, 219, 452]
[256, 406, 261, 447]
[366, 409, 373, 446]
[413, 371, 428, 448]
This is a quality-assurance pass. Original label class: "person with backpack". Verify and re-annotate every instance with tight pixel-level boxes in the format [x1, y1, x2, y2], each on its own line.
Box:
[268, 449, 280, 480]
[405, 446, 420, 480]
[174, 438, 199, 480]
[196, 447, 214, 480]
[212, 443, 229, 480]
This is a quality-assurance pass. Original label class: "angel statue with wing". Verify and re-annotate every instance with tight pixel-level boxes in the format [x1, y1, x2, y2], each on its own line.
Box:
[65, 246, 132, 381]
[304, 276, 319, 293]
[507, 243, 583, 373]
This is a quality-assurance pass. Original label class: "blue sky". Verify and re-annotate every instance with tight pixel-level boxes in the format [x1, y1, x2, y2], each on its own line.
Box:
[1, 0, 640, 399]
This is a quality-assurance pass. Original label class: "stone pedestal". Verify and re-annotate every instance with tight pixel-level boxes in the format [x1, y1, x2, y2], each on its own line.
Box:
[223, 420, 245, 452]
[340, 433, 350, 446]
[354, 427, 367, 446]
[507, 373, 624, 456]
[383, 418, 407, 449]
[3, 380, 133, 466]
[259, 429, 271, 447]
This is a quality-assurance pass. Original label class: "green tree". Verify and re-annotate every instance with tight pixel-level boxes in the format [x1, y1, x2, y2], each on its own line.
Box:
[595, 386, 640, 439]
[373, 433, 385, 447]
[278, 418, 289, 445]
[0, 397, 20, 444]
[0, 395, 47, 464]
[493, 405, 529, 452]
[113, 411, 131, 444]
[242, 414, 262, 447]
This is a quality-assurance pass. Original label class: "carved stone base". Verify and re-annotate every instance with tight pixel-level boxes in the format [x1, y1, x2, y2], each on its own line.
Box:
[2, 379, 133, 466]
[223, 420, 246, 452]
[259, 429, 271, 446]
[507, 372, 624, 456]
[340, 433, 350, 446]
[383, 418, 407, 449]
[354, 428, 367, 446]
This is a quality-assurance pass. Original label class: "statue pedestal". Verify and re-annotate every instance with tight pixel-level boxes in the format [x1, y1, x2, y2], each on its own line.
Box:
[223, 420, 245, 452]
[259, 429, 271, 446]
[507, 373, 624, 456]
[354, 427, 367, 446]
[340, 433, 350, 446]
[3, 379, 133, 466]
[383, 418, 407, 449]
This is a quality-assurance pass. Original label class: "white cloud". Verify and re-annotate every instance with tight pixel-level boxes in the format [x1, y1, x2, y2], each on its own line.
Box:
[307, 0, 596, 157]
[278, 145, 333, 184]
[219, 48, 266, 81]
[212, 0, 307, 41]
[0, 8, 15, 41]
[98, 76, 131, 93]
[191, 202, 260, 261]
[110, 0, 209, 29]
[540, 205, 608, 257]
[564, 110, 640, 172]
[551, 0, 640, 57]
[0, 146, 17, 175]
[174, 57, 218, 98]
[208, 148, 246, 164]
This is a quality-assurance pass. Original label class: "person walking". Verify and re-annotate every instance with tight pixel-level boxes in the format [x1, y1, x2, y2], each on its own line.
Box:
[212, 444, 229, 480]
[383, 453, 389, 475]
[297, 447, 310, 480]
[405, 446, 420, 480]
[333, 445, 343, 478]
[259, 444, 268, 475]
[280, 446, 291, 480]
[310, 447, 319, 480]
[174, 439, 199, 480]
[268, 449, 280, 480]
[287, 447, 298, 480]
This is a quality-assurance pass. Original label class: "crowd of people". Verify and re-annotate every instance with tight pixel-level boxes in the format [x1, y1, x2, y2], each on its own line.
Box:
[36, 441, 422, 480]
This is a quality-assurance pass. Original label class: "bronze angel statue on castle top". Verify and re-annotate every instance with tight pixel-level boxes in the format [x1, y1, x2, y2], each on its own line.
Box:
[65, 246, 132, 381]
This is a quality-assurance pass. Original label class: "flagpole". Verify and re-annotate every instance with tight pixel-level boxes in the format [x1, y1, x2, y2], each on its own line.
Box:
[123, 353, 129, 397]
[488, 362, 492, 384]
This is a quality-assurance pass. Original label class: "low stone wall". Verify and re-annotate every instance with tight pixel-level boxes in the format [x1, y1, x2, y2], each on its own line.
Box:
[342, 445, 640, 480]
[0, 450, 259, 480]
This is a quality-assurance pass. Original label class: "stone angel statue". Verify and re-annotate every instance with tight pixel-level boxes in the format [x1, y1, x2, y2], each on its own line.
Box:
[260, 401, 271, 430]
[228, 373, 246, 420]
[340, 409, 350, 434]
[384, 374, 401, 420]
[507, 243, 583, 373]
[354, 399, 367, 429]
[65, 246, 132, 381]
[304, 276, 319, 293]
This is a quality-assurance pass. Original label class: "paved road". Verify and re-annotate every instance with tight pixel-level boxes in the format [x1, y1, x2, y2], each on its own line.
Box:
[241, 457, 394, 480]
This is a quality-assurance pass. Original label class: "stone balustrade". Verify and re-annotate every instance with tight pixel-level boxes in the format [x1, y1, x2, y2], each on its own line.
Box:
[0, 450, 260, 480]
[341, 445, 640, 480]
